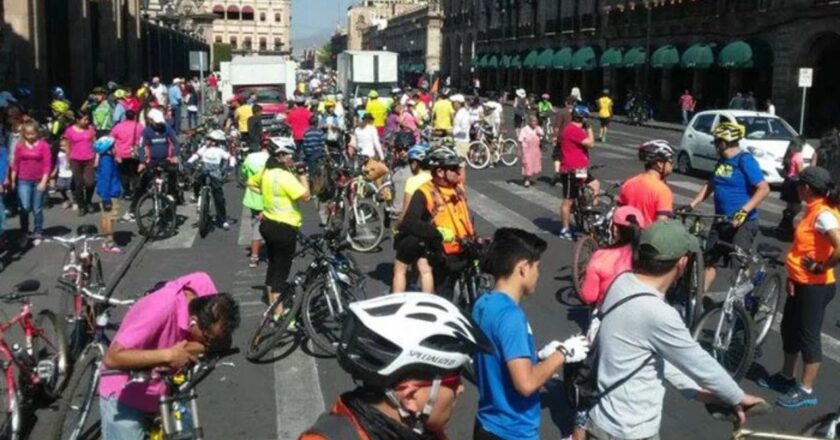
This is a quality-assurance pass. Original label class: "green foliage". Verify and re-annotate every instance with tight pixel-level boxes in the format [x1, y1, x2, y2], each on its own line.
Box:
[213, 43, 232, 70]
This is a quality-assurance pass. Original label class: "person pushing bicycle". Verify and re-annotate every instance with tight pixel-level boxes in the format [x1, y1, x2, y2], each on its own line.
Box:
[128, 108, 181, 218]
[186, 129, 236, 230]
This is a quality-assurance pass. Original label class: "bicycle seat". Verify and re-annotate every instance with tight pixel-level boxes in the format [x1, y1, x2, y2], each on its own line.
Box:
[77, 224, 99, 237]
[14, 279, 40, 293]
[757, 243, 783, 261]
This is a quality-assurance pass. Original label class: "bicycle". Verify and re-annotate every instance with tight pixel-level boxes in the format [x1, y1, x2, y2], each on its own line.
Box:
[247, 231, 365, 361]
[452, 236, 493, 313]
[569, 174, 620, 299]
[321, 163, 386, 253]
[190, 164, 228, 238]
[465, 122, 518, 170]
[134, 164, 179, 240]
[0, 280, 69, 440]
[539, 112, 554, 150]
[692, 240, 784, 381]
[49, 286, 135, 440]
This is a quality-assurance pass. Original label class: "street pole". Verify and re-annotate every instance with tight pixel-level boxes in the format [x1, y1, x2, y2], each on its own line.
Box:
[800, 86, 807, 134]
[643, 1, 652, 99]
[199, 51, 206, 114]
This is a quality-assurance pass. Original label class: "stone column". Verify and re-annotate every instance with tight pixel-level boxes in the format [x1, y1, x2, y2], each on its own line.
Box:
[126, 0, 142, 84]
[68, 0, 94, 102]
[3, 0, 49, 102]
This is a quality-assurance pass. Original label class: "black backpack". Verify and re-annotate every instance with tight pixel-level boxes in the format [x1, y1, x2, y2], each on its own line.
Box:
[563, 293, 657, 411]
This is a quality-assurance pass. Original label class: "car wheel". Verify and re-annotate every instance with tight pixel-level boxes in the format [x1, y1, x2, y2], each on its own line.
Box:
[677, 152, 693, 176]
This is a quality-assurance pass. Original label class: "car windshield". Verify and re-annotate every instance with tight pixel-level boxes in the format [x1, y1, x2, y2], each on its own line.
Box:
[248, 89, 284, 103]
[734, 116, 796, 141]
[357, 85, 396, 98]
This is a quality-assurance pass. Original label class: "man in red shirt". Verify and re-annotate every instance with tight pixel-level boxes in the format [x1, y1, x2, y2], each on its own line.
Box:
[551, 96, 575, 186]
[286, 97, 313, 149]
[558, 104, 598, 240]
[617, 140, 676, 226]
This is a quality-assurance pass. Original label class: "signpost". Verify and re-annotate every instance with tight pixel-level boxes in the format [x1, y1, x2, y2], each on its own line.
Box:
[798, 67, 813, 134]
[190, 51, 209, 113]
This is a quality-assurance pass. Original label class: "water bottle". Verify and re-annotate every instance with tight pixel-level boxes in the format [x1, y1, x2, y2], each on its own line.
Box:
[732, 281, 754, 298]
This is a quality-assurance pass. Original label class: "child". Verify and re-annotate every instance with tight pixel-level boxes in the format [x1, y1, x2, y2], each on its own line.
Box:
[53, 137, 73, 209]
[187, 129, 235, 230]
[93, 136, 123, 254]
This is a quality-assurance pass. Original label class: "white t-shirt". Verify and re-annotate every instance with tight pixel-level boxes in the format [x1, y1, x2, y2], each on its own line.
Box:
[452, 108, 471, 142]
[150, 84, 167, 106]
[309, 78, 321, 91]
[767, 104, 776, 115]
[353, 125, 383, 159]
[484, 101, 502, 128]
[57, 151, 72, 178]
[815, 210, 840, 233]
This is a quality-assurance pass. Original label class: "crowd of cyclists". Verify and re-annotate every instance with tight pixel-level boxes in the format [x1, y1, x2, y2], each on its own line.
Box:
[2, 66, 840, 440]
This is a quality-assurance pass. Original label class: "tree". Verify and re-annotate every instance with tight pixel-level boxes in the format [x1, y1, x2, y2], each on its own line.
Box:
[316, 42, 335, 69]
[213, 43, 232, 71]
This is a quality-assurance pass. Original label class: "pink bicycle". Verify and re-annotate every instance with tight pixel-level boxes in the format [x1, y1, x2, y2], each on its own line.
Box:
[0, 279, 69, 439]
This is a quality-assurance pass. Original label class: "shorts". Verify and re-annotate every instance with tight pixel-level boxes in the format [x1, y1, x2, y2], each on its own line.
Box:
[781, 282, 836, 363]
[559, 171, 595, 200]
[780, 177, 800, 204]
[599, 117, 611, 128]
[704, 220, 759, 268]
[394, 235, 427, 265]
[249, 209, 263, 241]
[99, 199, 121, 222]
[56, 177, 71, 190]
[514, 113, 525, 128]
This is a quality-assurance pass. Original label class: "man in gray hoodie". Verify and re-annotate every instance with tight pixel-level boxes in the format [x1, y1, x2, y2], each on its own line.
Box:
[587, 220, 766, 440]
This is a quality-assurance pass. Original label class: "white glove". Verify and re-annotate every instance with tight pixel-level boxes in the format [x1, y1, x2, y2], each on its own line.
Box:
[537, 340, 563, 360]
[558, 335, 590, 363]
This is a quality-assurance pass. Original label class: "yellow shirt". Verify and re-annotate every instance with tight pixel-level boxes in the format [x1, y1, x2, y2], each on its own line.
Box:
[404, 170, 432, 197]
[432, 99, 454, 130]
[413, 102, 429, 127]
[234, 104, 254, 133]
[597, 96, 613, 118]
[248, 168, 306, 227]
[365, 99, 388, 128]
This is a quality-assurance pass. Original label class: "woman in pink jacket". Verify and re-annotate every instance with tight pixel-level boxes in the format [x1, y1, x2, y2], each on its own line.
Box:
[11, 122, 52, 245]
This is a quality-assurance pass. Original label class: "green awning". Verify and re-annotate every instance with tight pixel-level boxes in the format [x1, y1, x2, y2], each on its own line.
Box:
[600, 47, 623, 68]
[399, 64, 406, 72]
[572, 47, 597, 71]
[523, 50, 539, 68]
[718, 40, 754, 68]
[476, 54, 489, 68]
[415, 64, 425, 73]
[552, 47, 573, 70]
[501, 54, 512, 68]
[651, 45, 680, 69]
[536, 49, 554, 68]
[486, 55, 499, 68]
[623, 46, 646, 68]
[681, 43, 715, 69]
[510, 54, 522, 69]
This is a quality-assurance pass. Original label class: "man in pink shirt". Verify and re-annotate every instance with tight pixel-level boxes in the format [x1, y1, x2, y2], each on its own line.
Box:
[558, 105, 599, 240]
[99, 272, 240, 438]
[679, 90, 696, 125]
[286, 97, 313, 150]
[110, 109, 144, 197]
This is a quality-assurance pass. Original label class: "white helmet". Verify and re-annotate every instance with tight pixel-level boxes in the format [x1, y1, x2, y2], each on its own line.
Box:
[270, 136, 296, 155]
[515, 88, 527, 99]
[337, 293, 491, 388]
[207, 129, 226, 143]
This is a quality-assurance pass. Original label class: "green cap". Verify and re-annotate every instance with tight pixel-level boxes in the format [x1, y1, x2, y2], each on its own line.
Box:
[639, 220, 700, 260]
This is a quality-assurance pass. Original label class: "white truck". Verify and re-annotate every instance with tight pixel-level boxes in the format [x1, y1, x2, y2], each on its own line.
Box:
[219, 56, 297, 106]
[337, 51, 398, 106]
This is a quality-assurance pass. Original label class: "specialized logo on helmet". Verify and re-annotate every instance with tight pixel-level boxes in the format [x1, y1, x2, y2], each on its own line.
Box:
[407, 349, 458, 367]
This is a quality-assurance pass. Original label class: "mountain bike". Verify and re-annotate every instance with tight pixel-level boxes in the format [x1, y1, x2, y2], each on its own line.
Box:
[322, 164, 386, 253]
[49, 286, 135, 440]
[466, 122, 518, 170]
[246, 231, 365, 361]
[569, 174, 619, 299]
[0, 280, 69, 440]
[452, 236, 493, 313]
[692, 241, 784, 381]
[539, 112, 554, 150]
[191, 164, 228, 238]
[134, 164, 179, 239]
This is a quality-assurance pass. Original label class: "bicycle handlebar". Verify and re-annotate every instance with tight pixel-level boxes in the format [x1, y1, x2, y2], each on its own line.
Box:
[0, 291, 48, 303]
[674, 211, 730, 221]
[46, 234, 106, 247]
[80, 287, 136, 307]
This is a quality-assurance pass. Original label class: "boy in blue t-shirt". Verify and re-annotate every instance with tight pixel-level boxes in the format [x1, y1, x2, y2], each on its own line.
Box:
[94, 136, 123, 254]
[472, 227, 590, 440]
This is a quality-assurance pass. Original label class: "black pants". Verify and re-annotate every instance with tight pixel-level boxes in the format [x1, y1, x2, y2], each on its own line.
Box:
[473, 421, 504, 440]
[70, 159, 96, 207]
[118, 158, 139, 197]
[432, 253, 468, 302]
[259, 219, 298, 293]
[781, 282, 837, 363]
[130, 162, 179, 211]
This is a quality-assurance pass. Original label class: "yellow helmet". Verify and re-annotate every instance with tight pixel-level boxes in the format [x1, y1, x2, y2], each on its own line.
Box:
[136, 87, 148, 99]
[114, 89, 128, 99]
[368, 90, 379, 99]
[712, 121, 745, 143]
[51, 100, 70, 114]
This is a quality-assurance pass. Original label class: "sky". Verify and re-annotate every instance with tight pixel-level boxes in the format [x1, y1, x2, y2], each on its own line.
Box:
[292, 0, 359, 50]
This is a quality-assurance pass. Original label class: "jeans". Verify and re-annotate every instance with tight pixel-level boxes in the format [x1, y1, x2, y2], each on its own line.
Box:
[188, 111, 198, 129]
[681, 109, 690, 125]
[170, 105, 182, 133]
[99, 395, 152, 440]
[17, 179, 44, 234]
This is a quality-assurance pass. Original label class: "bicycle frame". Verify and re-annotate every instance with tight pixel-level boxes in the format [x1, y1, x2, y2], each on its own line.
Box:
[733, 429, 828, 440]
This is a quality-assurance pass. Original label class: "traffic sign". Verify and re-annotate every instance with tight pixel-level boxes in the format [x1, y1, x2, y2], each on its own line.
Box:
[799, 68, 813, 88]
[190, 51, 209, 71]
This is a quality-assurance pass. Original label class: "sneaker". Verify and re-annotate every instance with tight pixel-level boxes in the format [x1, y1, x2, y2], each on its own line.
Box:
[758, 372, 797, 394]
[249, 256, 259, 268]
[222, 221, 230, 231]
[61, 201, 71, 209]
[558, 228, 574, 241]
[777, 387, 818, 409]
[31, 233, 43, 246]
[101, 242, 124, 255]
[72, 203, 79, 211]
[121, 212, 135, 223]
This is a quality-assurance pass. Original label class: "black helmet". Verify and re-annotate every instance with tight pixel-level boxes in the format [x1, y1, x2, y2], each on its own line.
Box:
[425, 147, 462, 168]
[798, 166, 834, 194]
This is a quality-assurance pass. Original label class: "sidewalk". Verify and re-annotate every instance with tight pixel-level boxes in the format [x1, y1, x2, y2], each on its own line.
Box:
[611, 115, 685, 132]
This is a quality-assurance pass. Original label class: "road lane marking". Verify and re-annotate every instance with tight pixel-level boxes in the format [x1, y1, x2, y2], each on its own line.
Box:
[770, 312, 840, 365]
[467, 187, 546, 235]
[147, 202, 200, 250]
[669, 180, 785, 214]
[275, 349, 326, 439]
[490, 181, 563, 210]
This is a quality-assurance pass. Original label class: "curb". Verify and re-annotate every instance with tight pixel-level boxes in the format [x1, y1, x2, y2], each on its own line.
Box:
[612, 117, 685, 133]
[102, 234, 148, 297]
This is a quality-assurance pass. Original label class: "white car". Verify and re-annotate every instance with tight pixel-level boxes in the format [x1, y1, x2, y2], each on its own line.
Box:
[676, 110, 814, 185]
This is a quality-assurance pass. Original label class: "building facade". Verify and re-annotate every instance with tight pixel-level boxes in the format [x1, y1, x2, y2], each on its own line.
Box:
[347, 0, 427, 51]
[442, 0, 840, 134]
[362, 4, 444, 79]
[210, 0, 292, 55]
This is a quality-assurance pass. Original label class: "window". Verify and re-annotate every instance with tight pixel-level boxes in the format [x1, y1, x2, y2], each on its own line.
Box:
[692, 114, 716, 134]
[244, 37, 252, 50]
[735, 116, 797, 140]
[260, 12, 266, 21]
[274, 38, 283, 50]
[259, 38, 267, 51]
[230, 36, 238, 49]
[275, 13, 281, 22]
[215, 35, 222, 43]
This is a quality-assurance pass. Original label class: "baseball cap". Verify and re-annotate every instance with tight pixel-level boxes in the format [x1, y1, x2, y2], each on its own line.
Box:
[638, 220, 699, 261]
[613, 205, 647, 228]
[450, 94, 465, 104]
[797, 166, 833, 193]
[148, 108, 166, 125]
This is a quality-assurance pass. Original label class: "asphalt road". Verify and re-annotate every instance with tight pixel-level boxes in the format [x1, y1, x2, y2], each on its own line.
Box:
[3, 119, 840, 440]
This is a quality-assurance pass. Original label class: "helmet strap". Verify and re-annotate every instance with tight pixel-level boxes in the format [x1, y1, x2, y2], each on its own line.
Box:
[384, 376, 442, 435]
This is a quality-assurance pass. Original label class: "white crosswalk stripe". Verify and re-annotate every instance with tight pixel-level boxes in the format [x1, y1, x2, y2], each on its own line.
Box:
[467, 187, 546, 235]
[669, 179, 787, 215]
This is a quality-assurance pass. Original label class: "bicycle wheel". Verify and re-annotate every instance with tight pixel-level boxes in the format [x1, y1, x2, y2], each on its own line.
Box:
[465, 141, 491, 170]
[34, 309, 70, 399]
[0, 364, 17, 440]
[49, 345, 104, 440]
[197, 186, 211, 238]
[571, 236, 598, 301]
[692, 303, 755, 381]
[135, 193, 177, 239]
[683, 251, 706, 329]
[750, 272, 782, 347]
[346, 200, 385, 253]
[498, 138, 519, 166]
[302, 278, 357, 355]
[801, 412, 840, 438]
[246, 290, 302, 362]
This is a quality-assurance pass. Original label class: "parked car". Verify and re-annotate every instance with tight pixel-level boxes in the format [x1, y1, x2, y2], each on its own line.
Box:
[676, 110, 815, 185]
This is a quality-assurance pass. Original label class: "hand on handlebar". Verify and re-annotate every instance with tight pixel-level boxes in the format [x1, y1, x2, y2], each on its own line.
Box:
[731, 209, 748, 228]
[166, 340, 198, 369]
[802, 257, 827, 275]
[437, 227, 456, 243]
[675, 204, 694, 214]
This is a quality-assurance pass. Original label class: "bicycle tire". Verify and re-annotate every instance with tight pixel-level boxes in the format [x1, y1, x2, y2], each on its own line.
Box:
[751, 271, 782, 348]
[91, 255, 105, 289]
[499, 138, 519, 166]
[49, 344, 104, 440]
[197, 186, 211, 238]
[684, 251, 706, 329]
[34, 309, 70, 399]
[346, 200, 385, 253]
[801, 412, 840, 438]
[135, 193, 177, 239]
[302, 278, 357, 355]
[0, 363, 14, 439]
[572, 236, 598, 301]
[466, 141, 491, 170]
[692, 302, 755, 381]
[246, 291, 302, 362]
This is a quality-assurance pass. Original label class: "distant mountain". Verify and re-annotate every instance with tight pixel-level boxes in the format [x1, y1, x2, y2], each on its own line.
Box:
[293, 29, 335, 55]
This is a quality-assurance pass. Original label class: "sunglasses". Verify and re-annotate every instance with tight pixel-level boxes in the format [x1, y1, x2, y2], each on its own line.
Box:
[395, 373, 462, 392]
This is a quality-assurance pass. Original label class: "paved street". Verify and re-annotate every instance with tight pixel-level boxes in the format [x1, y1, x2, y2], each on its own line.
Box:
[2, 120, 839, 439]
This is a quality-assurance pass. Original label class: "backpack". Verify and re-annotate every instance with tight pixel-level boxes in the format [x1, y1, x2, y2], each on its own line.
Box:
[563, 292, 657, 412]
[303, 413, 360, 440]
